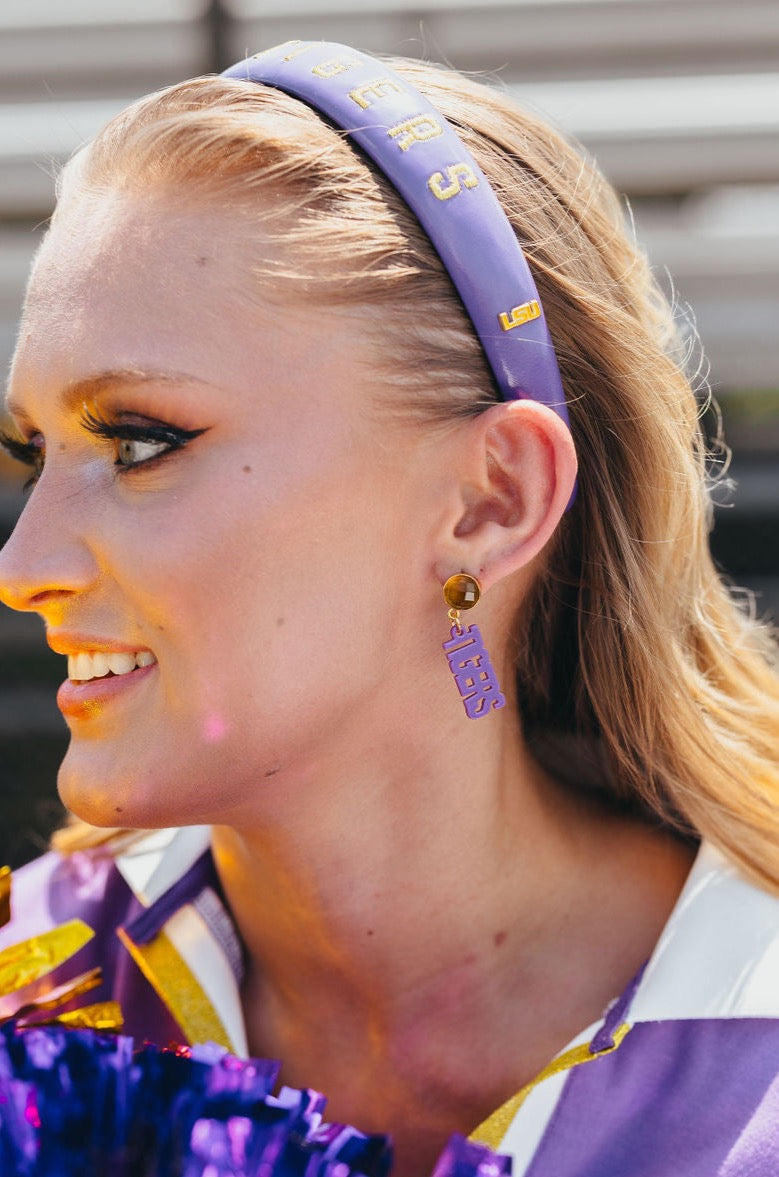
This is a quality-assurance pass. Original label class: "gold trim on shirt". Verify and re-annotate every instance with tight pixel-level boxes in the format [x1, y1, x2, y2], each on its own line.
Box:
[116, 923, 235, 1051]
[469, 1022, 632, 1151]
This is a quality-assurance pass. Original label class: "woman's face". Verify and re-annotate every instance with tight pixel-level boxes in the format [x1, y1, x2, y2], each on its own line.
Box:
[0, 189, 446, 828]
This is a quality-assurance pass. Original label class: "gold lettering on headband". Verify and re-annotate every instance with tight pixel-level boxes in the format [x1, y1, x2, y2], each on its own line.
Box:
[312, 58, 358, 79]
[387, 114, 444, 151]
[498, 299, 542, 331]
[349, 78, 404, 109]
[428, 163, 479, 201]
[282, 42, 314, 62]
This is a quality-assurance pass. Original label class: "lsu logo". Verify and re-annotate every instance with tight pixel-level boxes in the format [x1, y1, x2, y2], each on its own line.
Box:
[498, 300, 541, 331]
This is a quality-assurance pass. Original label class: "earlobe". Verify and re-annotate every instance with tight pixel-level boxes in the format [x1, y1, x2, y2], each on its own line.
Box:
[447, 399, 577, 587]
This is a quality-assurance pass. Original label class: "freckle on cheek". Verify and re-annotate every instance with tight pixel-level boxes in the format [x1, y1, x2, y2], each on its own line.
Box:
[275, 617, 285, 627]
[242, 465, 252, 474]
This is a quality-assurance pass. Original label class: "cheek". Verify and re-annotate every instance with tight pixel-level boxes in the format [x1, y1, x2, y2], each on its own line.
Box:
[57, 430, 427, 827]
[106, 446, 404, 746]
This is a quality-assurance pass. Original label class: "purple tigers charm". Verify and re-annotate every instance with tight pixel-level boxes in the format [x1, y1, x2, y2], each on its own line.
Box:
[442, 623, 506, 719]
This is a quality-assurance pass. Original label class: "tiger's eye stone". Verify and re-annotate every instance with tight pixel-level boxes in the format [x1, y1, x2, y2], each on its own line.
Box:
[443, 573, 481, 610]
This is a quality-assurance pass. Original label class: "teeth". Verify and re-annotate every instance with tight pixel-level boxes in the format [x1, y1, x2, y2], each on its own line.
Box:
[67, 650, 157, 683]
[92, 652, 110, 677]
[73, 652, 92, 681]
[107, 652, 136, 676]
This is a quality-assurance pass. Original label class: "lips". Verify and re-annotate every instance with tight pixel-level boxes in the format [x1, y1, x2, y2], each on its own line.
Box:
[47, 633, 158, 720]
[56, 660, 157, 720]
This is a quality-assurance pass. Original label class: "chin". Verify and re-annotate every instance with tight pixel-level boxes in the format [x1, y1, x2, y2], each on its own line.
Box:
[57, 744, 180, 831]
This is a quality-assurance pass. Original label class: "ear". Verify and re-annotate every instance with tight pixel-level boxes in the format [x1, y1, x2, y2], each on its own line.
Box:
[436, 399, 577, 591]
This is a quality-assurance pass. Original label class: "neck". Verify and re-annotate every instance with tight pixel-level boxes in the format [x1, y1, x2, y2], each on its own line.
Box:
[212, 703, 569, 1002]
[210, 705, 695, 1176]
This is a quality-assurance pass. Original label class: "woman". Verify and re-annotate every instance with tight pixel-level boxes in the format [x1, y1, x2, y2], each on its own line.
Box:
[0, 40, 777, 1177]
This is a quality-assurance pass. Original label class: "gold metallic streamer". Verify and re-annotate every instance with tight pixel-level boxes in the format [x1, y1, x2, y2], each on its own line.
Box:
[1, 967, 104, 1025]
[0, 920, 95, 997]
[21, 1001, 125, 1032]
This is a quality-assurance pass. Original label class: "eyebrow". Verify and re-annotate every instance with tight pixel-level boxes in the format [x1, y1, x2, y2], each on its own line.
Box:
[5, 368, 213, 421]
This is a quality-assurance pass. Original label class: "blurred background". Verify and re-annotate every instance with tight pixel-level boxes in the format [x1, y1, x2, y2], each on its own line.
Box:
[1, 0, 778, 868]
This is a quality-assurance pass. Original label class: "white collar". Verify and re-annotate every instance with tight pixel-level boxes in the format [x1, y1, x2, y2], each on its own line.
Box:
[498, 841, 779, 1171]
[630, 839, 779, 1021]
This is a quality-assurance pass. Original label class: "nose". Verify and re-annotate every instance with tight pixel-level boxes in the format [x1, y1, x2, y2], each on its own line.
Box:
[0, 479, 100, 619]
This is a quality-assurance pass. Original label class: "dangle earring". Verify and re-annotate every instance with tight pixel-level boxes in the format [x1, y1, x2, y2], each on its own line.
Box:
[442, 573, 506, 719]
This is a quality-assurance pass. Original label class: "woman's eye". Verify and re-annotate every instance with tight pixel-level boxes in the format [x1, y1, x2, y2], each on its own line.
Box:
[116, 437, 173, 468]
[0, 430, 45, 491]
[79, 408, 208, 474]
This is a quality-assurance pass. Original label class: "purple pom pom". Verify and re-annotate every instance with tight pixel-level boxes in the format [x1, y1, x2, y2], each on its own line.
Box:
[0, 1023, 509, 1177]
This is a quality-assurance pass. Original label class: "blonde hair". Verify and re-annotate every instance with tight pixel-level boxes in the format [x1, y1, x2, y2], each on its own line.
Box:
[51, 61, 779, 892]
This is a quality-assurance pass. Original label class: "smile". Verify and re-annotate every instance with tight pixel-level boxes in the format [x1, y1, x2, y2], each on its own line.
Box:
[67, 649, 157, 682]
[57, 655, 158, 721]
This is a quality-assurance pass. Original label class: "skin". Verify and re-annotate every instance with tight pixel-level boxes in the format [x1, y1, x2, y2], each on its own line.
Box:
[0, 189, 696, 1177]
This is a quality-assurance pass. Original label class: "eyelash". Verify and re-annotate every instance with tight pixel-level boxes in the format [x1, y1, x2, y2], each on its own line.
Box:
[0, 431, 43, 491]
[0, 409, 206, 491]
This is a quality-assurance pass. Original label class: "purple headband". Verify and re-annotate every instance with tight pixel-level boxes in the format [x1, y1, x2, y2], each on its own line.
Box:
[222, 40, 572, 433]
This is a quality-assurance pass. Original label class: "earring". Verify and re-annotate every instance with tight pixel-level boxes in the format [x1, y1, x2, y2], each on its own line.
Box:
[442, 573, 506, 719]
